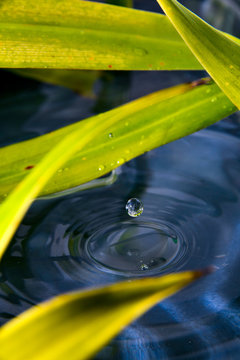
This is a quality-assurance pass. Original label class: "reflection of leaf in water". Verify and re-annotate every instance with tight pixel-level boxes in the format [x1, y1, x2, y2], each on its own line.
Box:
[0, 86, 45, 146]
[106, 0, 133, 7]
[93, 71, 131, 113]
[12, 69, 100, 97]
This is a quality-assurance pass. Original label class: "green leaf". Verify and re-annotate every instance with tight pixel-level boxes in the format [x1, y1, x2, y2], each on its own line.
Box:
[155, 0, 240, 109]
[0, 79, 236, 203]
[12, 69, 100, 96]
[0, 0, 203, 70]
[0, 269, 207, 360]
[0, 87, 139, 259]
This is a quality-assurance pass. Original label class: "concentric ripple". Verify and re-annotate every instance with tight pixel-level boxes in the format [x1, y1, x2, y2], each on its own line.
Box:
[86, 220, 183, 274]
[2, 122, 240, 358]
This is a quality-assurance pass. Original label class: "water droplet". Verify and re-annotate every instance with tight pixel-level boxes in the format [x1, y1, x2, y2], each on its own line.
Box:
[63, 167, 69, 171]
[117, 158, 125, 165]
[211, 97, 217, 103]
[140, 263, 149, 271]
[109, 133, 113, 138]
[134, 48, 148, 56]
[57, 168, 63, 173]
[98, 165, 105, 171]
[126, 198, 144, 217]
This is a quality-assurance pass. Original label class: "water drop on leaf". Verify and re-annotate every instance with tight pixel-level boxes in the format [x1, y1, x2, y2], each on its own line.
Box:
[117, 158, 125, 165]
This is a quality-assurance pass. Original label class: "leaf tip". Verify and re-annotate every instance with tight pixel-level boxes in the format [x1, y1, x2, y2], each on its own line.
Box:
[194, 265, 216, 279]
[190, 77, 212, 88]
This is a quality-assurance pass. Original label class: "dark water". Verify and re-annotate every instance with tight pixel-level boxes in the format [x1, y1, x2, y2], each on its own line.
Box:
[1, 0, 240, 359]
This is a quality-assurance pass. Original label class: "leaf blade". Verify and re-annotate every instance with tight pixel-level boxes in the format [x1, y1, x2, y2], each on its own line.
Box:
[0, 0, 203, 70]
[0, 79, 236, 202]
[0, 270, 206, 360]
[0, 95, 133, 259]
[156, 0, 240, 108]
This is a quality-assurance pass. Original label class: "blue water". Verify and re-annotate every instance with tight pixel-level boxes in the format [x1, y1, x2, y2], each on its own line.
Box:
[2, 121, 240, 359]
[1, 0, 240, 358]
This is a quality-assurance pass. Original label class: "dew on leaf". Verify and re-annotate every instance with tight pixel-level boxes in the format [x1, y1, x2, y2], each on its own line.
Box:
[117, 158, 125, 165]
[98, 165, 105, 171]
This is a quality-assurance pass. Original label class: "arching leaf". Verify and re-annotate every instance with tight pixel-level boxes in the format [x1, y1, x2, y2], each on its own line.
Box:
[156, 0, 240, 108]
[0, 79, 236, 202]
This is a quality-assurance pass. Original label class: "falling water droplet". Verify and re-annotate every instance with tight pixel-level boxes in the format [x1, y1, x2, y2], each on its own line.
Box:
[125, 198, 144, 217]
[109, 133, 113, 138]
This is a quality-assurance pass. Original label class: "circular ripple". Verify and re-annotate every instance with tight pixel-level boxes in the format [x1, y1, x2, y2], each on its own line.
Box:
[2, 124, 240, 358]
[85, 220, 183, 274]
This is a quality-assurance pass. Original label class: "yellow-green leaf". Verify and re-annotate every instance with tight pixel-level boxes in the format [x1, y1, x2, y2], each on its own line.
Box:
[0, 269, 207, 360]
[0, 97, 132, 260]
[0, 0, 203, 70]
[156, 0, 240, 109]
[0, 79, 236, 202]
